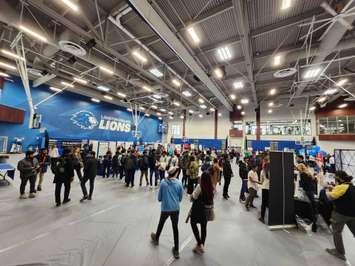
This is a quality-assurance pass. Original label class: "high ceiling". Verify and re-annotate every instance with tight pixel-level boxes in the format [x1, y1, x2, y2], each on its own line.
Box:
[0, 0, 355, 118]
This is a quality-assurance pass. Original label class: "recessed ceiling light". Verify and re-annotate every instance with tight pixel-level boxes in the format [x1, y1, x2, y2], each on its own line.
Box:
[241, 111, 245, 115]
[172, 78, 181, 87]
[213, 68, 224, 79]
[336, 78, 348, 87]
[173, 101, 181, 107]
[198, 114, 203, 118]
[323, 88, 338, 95]
[200, 104, 207, 109]
[209, 108, 215, 112]
[73, 77, 87, 85]
[142, 85, 152, 92]
[187, 26, 200, 44]
[99, 66, 114, 75]
[61, 81, 74, 88]
[50, 86, 62, 92]
[151, 105, 158, 110]
[168, 111, 173, 115]
[97, 85, 110, 92]
[303, 67, 321, 79]
[61, 0, 79, 12]
[281, 0, 292, 10]
[91, 98, 100, 103]
[104, 95, 113, 100]
[127, 108, 133, 112]
[233, 81, 244, 89]
[0, 71, 10, 78]
[117, 92, 126, 98]
[158, 117, 162, 120]
[217, 46, 232, 61]
[180, 115, 184, 119]
[0, 61, 16, 70]
[160, 108, 166, 112]
[230, 94, 236, 100]
[269, 88, 277, 95]
[139, 106, 145, 110]
[182, 90, 192, 97]
[132, 50, 148, 64]
[189, 109, 194, 114]
[309, 106, 316, 111]
[241, 98, 249, 104]
[268, 109, 273, 114]
[145, 113, 150, 117]
[338, 103, 348, 108]
[317, 96, 327, 103]
[198, 98, 205, 104]
[19, 25, 47, 42]
[149, 68, 163, 78]
[218, 113, 222, 117]
[268, 102, 274, 107]
[237, 105, 242, 110]
[1, 49, 25, 61]
[169, 116, 174, 120]
[273, 54, 282, 66]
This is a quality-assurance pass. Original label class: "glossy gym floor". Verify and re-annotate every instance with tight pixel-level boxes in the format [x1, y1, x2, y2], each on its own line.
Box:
[0, 155, 353, 266]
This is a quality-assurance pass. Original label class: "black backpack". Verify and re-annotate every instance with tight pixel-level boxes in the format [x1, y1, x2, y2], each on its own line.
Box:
[55, 157, 66, 175]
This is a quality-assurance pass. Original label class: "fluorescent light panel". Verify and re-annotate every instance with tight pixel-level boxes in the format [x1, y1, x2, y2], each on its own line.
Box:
[304, 68, 321, 79]
[189, 110, 194, 114]
[323, 88, 338, 95]
[233, 81, 244, 89]
[241, 98, 249, 104]
[173, 101, 181, 107]
[149, 68, 163, 78]
[309, 106, 316, 111]
[281, 0, 292, 10]
[269, 88, 277, 95]
[0, 71, 10, 78]
[317, 96, 327, 103]
[61, 81, 74, 88]
[49, 86, 62, 92]
[117, 92, 126, 98]
[336, 78, 348, 87]
[273, 54, 282, 66]
[73, 77, 87, 85]
[213, 68, 224, 79]
[198, 114, 203, 118]
[230, 94, 236, 100]
[209, 108, 215, 112]
[338, 103, 348, 108]
[142, 85, 152, 92]
[99, 66, 114, 75]
[104, 95, 113, 100]
[91, 98, 100, 103]
[198, 98, 204, 104]
[97, 85, 110, 92]
[182, 90, 192, 97]
[61, 0, 79, 12]
[217, 46, 232, 61]
[151, 105, 158, 110]
[200, 104, 207, 109]
[172, 78, 181, 87]
[187, 26, 200, 44]
[132, 50, 148, 64]
[19, 25, 47, 42]
[1, 49, 25, 61]
[0, 61, 16, 70]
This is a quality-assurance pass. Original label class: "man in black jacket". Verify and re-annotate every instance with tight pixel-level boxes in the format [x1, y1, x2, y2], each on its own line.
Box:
[139, 151, 150, 186]
[125, 151, 137, 187]
[17, 151, 39, 199]
[80, 151, 98, 202]
[53, 148, 74, 206]
[148, 149, 158, 187]
[239, 158, 249, 202]
[222, 154, 233, 200]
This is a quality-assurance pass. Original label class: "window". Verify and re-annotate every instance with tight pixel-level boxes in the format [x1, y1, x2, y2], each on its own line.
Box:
[244, 120, 311, 136]
[171, 124, 181, 137]
[318, 115, 355, 135]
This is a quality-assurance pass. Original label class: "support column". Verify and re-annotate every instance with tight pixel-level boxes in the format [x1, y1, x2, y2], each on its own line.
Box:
[256, 106, 261, 140]
[214, 110, 218, 139]
[182, 109, 186, 138]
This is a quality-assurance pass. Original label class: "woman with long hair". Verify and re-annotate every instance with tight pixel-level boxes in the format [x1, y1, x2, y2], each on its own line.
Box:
[190, 171, 215, 254]
[259, 160, 270, 223]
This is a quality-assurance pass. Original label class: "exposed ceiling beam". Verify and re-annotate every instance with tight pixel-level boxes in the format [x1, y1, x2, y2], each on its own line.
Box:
[128, 0, 233, 111]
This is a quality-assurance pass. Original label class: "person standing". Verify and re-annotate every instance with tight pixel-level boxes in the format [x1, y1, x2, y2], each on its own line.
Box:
[180, 151, 190, 188]
[211, 158, 221, 189]
[325, 171, 355, 261]
[190, 171, 214, 254]
[259, 162, 270, 223]
[150, 167, 183, 259]
[139, 151, 150, 186]
[53, 149, 74, 206]
[188, 155, 199, 194]
[125, 152, 137, 187]
[245, 165, 260, 211]
[80, 151, 97, 202]
[148, 149, 158, 187]
[239, 158, 249, 202]
[103, 149, 112, 178]
[112, 151, 120, 178]
[158, 151, 169, 180]
[222, 155, 233, 200]
[17, 151, 39, 199]
[36, 148, 50, 191]
[72, 147, 83, 182]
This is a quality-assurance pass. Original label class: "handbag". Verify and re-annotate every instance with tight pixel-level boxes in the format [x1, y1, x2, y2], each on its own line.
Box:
[204, 204, 215, 221]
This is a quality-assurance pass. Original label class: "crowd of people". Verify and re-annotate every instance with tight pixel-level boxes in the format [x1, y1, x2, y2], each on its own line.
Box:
[15, 145, 354, 261]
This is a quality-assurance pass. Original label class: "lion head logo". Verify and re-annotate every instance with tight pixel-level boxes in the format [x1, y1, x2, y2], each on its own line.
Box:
[71, 110, 98, 130]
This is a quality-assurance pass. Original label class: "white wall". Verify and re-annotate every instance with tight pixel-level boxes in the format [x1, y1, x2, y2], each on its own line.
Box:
[318, 140, 355, 154]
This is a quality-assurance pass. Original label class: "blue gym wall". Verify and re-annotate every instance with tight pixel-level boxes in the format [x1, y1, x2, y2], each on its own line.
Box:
[248, 140, 304, 152]
[0, 77, 162, 150]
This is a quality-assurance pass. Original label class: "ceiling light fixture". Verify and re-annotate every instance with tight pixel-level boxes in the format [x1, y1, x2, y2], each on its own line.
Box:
[338, 103, 348, 108]
[187, 26, 200, 44]
[61, 81, 74, 88]
[198, 98, 205, 104]
[132, 50, 148, 64]
[269, 88, 277, 95]
[241, 98, 249, 104]
[241, 111, 245, 115]
[273, 54, 282, 66]
[180, 115, 184, 119]
[19, 25, 47, 42]
[303, 67, 321, 79]
[97, 85, 110, 92]
[73, 77, 87, 85]
[117, 92, 126, 98]
[213, 67, 224, 79]
[169, 116, 174, 120]
[217, 46, 232, 61]
[230, 94, 236, 100]
[309, 106, 316, 111]
[233, 81, 244, 89]
[145, 113, 150, 117]
[149, 68, 163, 78]
[1, 49, 25, 61]
[139, 106, 145, 110]
[268, 102, 274, 107]
[104, 95, 113, 100]
[99, 66, 114, 75]
[160, 108, 166, 112]
[200, 104, 207, 109]
[189, 110, 194, 114]
[173, 101, 181, 107]
[127, 108, 133, 112]
[323, 88, 338, 95]
[0, 71, 10, 78]
[209, 108, 215, 112]
[49, 86, 62, 92]
[182, 90, 192, 97]
[172, 78, 181, 87]
[61, 0, 79, 12]
[198, 114, 203, 118]
[218, 113, 222, 117]
[268, 109, 273, 114]
[151, 105, 158, 110]
[281, 0, 292, 10]
[158, 117, 162, 120]
[142, 85, 152, 92]
[0, 61, 16, 70]
[91, 98, 100, 103]
[317, 96, 327, 103]
[168, 111, 173, 115]
[157, 112, 162, 116]
[336, 78, 348, 87]
[237, 105, 242, 110]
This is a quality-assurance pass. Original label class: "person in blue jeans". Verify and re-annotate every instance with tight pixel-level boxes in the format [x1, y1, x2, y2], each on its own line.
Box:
[151, 166, 183, 259]
[239, 158, 249, 202]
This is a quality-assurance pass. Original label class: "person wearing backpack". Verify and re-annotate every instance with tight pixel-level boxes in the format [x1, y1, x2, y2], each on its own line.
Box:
[125, 151, 137, 187]
[53, 148, 74, 206]
[139, 151, 150, 186]
[80, 151, 97, 202]
[190, 171, 215, 254]
[188, 155, 199, 194]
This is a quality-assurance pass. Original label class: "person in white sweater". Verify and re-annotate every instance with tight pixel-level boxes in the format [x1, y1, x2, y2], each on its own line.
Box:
[245, 166, 261, 211]
[259, 164, 270, 223]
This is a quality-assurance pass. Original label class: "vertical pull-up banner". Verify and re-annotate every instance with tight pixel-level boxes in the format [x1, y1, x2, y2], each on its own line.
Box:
[268, 151, 295, 229]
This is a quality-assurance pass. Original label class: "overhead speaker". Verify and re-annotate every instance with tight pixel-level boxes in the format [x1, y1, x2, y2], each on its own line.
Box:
[273, 67, 297, 78]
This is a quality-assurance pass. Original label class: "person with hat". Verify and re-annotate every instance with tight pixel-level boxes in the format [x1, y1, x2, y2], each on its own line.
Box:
[150, 166, 183, 259]
[17, 150, 39, 199]
[325, 171, 355, 261]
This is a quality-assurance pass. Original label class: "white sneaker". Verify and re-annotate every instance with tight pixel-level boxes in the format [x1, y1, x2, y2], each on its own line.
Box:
[19, 194, 27, 199]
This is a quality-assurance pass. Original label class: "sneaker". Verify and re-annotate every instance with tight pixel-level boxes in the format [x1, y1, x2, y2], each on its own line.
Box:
[193, 245, 204, 255]
[62, 198, 71, 204]
[258, 217, 265, 224]
[56, 202, 61, 207]
[250, 205, 256, 208]
[19, 194, 27, 199]
[80, 196, 88, 203]
[326, 248, 346, 261]
[150, 233, 159, 245]
[88, 196, 92, 200]
[37, 186, 42, 191]
[172, 247, 180, 259]
[29, 193, 36, 198]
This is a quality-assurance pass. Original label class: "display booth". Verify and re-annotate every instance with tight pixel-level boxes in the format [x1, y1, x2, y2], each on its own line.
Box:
[268, 151, 296, 230]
